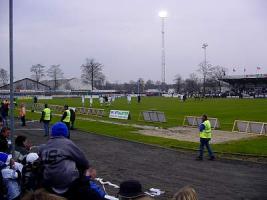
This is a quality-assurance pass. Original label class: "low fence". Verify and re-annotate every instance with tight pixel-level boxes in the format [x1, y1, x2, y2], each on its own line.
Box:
[139, 111, 166, 123]
[183, 116, 220, 129]
[24, 103, 105, 117]
[232, 120, 267, 134]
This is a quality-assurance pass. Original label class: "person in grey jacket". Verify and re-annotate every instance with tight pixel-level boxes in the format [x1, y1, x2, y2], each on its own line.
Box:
[39, 122, 90, 195]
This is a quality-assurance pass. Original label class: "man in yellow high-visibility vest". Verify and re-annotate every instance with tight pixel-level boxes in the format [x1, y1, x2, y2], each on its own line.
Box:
[61, 105, 71, 138]
[40, 104, 52, 136]
[197, 114, 215, 161]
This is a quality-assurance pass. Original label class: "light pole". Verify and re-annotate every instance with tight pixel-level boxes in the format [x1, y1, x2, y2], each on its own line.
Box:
[202, 43, 208, 65]
[159, 11, 167, 85]
[202, 43, 208, 95]
[9, 0, 15, 155]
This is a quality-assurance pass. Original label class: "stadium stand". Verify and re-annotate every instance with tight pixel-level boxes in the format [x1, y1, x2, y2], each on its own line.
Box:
[220, 74, 267, 98]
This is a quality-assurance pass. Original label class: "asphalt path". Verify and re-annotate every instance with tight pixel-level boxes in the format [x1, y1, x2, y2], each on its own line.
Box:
[14, 121, 267, 200]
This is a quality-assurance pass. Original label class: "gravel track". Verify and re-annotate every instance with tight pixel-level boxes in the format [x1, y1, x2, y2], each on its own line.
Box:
[14, 121, 267, 200]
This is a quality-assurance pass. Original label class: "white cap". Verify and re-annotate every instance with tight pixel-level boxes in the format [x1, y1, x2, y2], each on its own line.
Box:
[26, 153, 39, 163]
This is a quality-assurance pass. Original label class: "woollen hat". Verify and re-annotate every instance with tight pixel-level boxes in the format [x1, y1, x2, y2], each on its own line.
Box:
[51, 122, 68, 138]
[26, 153, 39, 163]
[118, 180, 144, 198]
[0, 152, 8, 164]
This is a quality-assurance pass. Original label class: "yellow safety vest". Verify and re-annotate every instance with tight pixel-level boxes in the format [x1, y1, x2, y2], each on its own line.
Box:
[63, 110, 71, 123]
[43, 108, 51, 121]
[199, 120, 212, 139]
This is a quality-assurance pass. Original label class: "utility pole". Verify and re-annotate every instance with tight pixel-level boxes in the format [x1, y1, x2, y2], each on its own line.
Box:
[202, 43, 208, 96]
[9, 0, 15, 155]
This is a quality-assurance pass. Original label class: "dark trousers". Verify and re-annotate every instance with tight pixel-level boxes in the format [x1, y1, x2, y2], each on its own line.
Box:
[2, 115, 8, 127]
[64, 122, 71, 138]
[199, 138, 214, 158]
[70, 120, 75, 130]
[43, 121, 50, 136]
[21, 116, 26, 126]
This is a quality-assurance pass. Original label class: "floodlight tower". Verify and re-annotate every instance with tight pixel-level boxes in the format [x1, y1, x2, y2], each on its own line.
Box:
[202, 43, 208, 95]
[159, 10, 167, 84]
[202, 43, 208, 67]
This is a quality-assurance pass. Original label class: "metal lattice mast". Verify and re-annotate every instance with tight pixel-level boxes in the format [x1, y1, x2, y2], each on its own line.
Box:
[159, 11, 167, 84]
[161, 17, 166, 84]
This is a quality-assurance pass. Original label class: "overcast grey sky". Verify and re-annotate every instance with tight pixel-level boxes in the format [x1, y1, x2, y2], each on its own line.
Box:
[0, 0, 266, 83]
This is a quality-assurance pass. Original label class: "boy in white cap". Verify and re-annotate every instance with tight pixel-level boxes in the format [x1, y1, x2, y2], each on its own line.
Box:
[0, 152, 23, 200]
[22, 153, 41, 192]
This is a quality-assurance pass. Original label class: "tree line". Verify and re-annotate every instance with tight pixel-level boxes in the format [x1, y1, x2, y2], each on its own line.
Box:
[0, 59, 227, 94]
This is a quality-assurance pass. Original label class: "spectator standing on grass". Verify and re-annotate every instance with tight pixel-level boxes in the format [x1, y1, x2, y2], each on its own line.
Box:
[40, 104, 52, 137]
[19, 103, 26, 126]
[40, 122, 102, 200]
[172, 186, 198, 200]
[137, 95, 141, 103]
[1, 100, 9, 127]
[0, 127, 10, 153]
[196, 114, 215, 161]
[89, 96, 93, 107]
[70, 108, 76, 130]
[99, 96, 104, 106]
[61, 105, 70, 138]
[127, 94, 131, 104]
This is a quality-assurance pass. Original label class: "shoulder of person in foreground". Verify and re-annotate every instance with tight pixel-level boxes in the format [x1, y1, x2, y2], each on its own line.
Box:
[21, 188, 67, 200]
[172, 185, 198, 200]
[136, 196, 155, 200]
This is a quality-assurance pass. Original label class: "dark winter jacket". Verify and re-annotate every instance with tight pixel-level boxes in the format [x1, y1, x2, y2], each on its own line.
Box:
[0, 134, 9, 153]
[39, 137, 90, 190]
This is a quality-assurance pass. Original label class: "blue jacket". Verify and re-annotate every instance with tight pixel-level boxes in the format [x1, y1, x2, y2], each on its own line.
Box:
[85, 176, 106, 198]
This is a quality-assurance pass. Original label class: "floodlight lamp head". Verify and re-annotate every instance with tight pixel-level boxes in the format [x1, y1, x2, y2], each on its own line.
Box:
[159, 10, 168, 18]
[202, 43, 208, 49]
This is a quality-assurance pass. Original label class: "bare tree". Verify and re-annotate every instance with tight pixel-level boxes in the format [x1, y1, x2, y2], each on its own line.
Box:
[81, 58, 105, 90]
[198, 61, 213, 95]
[30, 64, 45, 89]
[184, 73, 201, 95]
[174, 74, 183, 94]
[0, 68, 8, 86]
[47, 65, 64, 90]
[145, 80, 154, 90]
[211, 65, 227, 93]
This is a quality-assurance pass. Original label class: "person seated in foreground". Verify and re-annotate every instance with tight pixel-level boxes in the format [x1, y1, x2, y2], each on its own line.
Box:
[21, 188, 67, 200]
[117, 180, 154, 200]
[0, 152, 23, 200]
[22, 153, 42, 193]
[172, 185, 198, 200]
[39, 122, 104, 200]
[14, 135, 31, 163]
[85, 167, 106, 199]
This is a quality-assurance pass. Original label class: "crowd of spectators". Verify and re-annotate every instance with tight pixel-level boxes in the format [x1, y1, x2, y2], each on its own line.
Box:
[0, 104, 198, 200]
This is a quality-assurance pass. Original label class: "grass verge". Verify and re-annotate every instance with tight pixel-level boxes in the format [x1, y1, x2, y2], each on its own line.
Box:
[23, 111, 267, 157]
